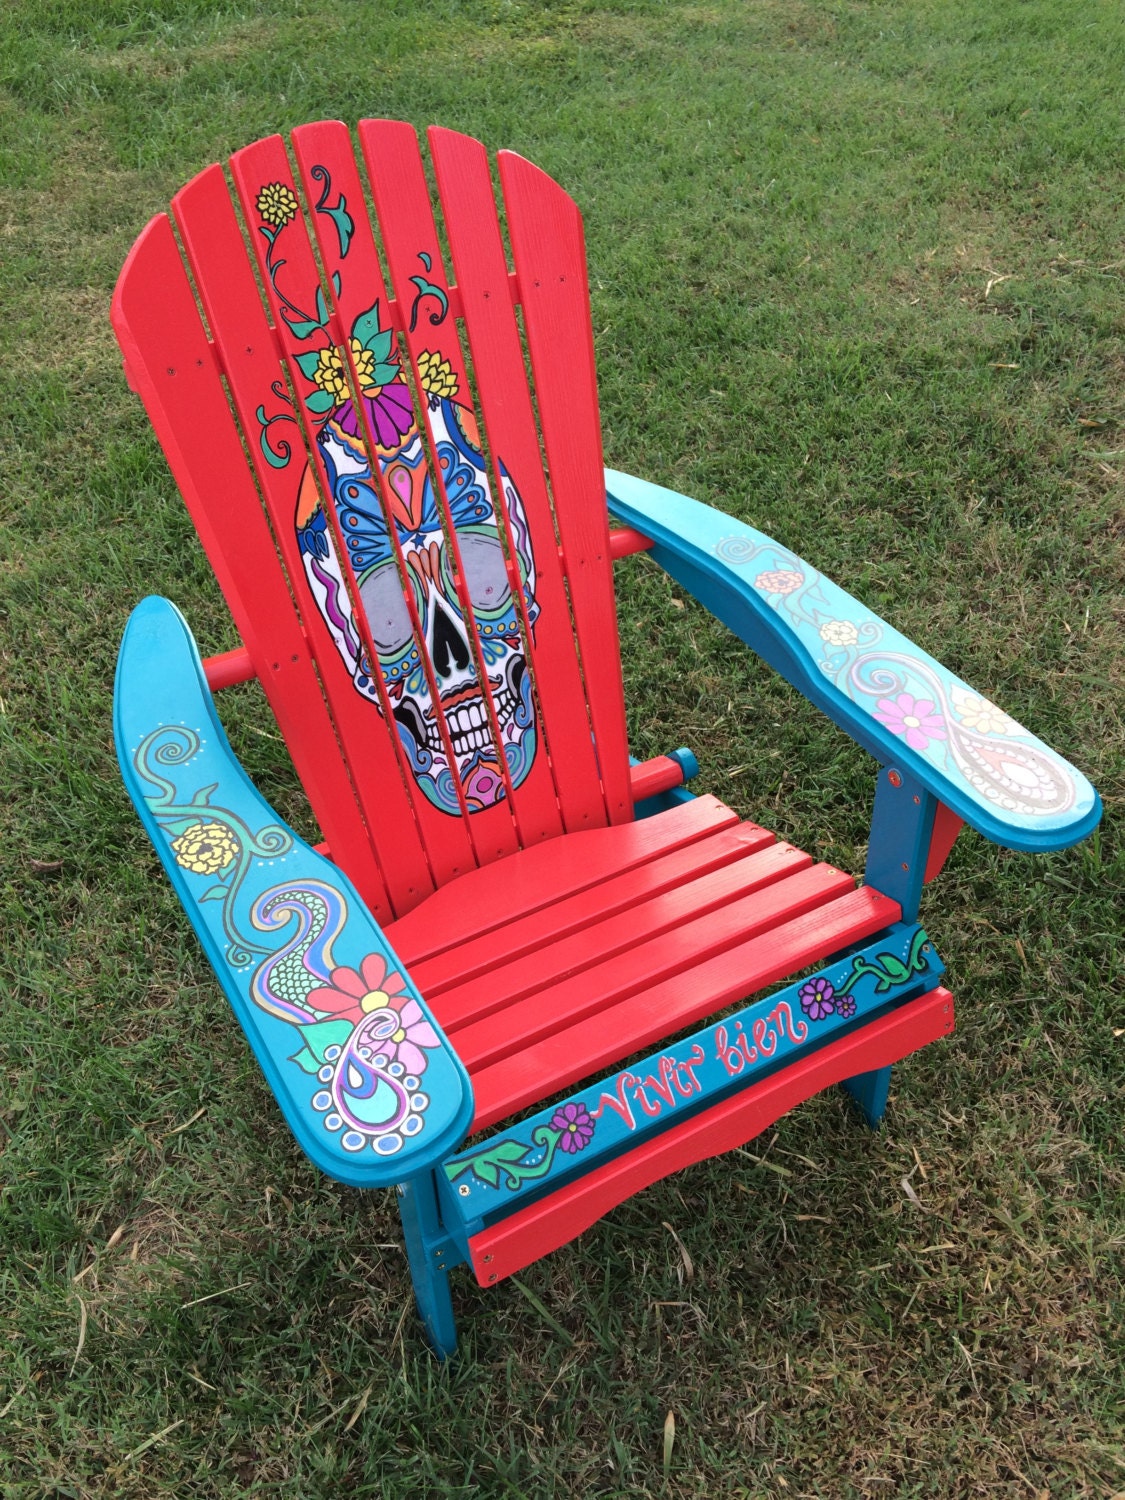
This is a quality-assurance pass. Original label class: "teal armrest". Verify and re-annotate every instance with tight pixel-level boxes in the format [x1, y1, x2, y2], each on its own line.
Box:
[606, 469, 1100, 854]
[114, 597, 474, 1187]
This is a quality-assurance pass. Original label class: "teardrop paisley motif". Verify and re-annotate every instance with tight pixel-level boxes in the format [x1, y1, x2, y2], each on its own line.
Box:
[248, 880, 436, 1156]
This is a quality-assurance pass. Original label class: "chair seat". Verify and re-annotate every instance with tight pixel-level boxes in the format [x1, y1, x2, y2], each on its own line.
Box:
[386, 796, 902, 1131]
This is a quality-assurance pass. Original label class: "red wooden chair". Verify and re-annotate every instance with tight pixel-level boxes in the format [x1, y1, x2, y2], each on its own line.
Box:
[111, 120, 1100, 1356]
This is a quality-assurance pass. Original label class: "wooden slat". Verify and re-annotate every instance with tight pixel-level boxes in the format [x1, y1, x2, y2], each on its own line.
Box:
[227, 134, 481, 886]
[409, 818, 774, 997]
[290, 123, 536, 865]
[385, 793, 740, 966]
[110, 214, 391, 919]
[172, 164, 434, 916]
[467, 987, 955, 1284]
[470, 885, 901, 1127]
[428, 125, 609, 834]
[497, 149, 633, 825]
[438, 840, 813, 1036]
[351, 119, 561, 854]
[449, 863, 857, 1072]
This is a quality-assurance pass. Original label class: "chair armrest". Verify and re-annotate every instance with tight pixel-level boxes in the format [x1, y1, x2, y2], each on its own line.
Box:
[114, 596, 474, 1187]
[606, 469, 1100, 854]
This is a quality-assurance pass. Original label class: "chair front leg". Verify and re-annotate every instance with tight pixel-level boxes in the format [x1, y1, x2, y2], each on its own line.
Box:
[397, 1172, 459, 1359]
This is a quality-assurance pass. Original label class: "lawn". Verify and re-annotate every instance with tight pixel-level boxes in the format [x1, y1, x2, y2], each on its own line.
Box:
[1, 0, 1123, 1495]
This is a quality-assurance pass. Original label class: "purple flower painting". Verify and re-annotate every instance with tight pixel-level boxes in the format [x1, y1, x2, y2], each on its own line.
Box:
[799, 976, 836, 1021]
[549, 1101, 595, 1153]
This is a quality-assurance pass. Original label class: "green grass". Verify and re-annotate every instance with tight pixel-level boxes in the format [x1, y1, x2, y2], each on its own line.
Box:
[2, 0, 1123, 1494]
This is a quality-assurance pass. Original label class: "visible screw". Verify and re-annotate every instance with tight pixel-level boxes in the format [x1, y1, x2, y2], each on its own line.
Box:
[483, 1254, 493, 1263]
[913, 794, 921, 805]
[487, 1274, 497, 1283]
[888, 770, 902, 788]
[458, 1184, 470, 1197]
[901, 861, 910, 871]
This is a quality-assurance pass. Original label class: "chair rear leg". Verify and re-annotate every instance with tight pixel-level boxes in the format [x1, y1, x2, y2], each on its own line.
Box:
[843, 1065, 892, 1129]
[397, 1172, 458, 1359]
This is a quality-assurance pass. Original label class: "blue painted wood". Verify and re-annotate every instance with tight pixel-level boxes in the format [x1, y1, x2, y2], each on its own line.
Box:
[864, 765, 938, 923]
[605, 469, 1101, 855]
[439, 922, 943, 1231]
[398, 1172, 461, 1358]
[843, 1065, 893, 1129]
[114, 596, 474, 1189]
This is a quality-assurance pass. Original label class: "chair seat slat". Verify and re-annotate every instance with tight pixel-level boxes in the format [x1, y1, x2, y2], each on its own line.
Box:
[386, 794, 739, 966]
[409, 818, 774, 996]
[469, 885, 902, 1129]
[446, 862, 856, 1073]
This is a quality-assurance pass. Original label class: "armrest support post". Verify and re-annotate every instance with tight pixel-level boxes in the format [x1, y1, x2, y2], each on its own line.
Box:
[864, 765, 938, 922]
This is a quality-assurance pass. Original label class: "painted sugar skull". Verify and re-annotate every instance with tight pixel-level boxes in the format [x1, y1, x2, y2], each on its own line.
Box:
[295, 363, 539, 815]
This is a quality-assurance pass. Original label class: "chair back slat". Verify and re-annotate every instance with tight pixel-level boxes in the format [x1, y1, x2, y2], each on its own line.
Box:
[345, 118, 564, 850]
[427, 126, 610, 833]
[289, 120, 560, 856]
[228, 135, 489, 882]
[110, 215, 394, 920]
[171, 163, 436, 914]
[496, 149, 633, 825]
[114, 122, 638, 904]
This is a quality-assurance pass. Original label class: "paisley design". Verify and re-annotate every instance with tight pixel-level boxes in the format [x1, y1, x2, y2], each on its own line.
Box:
[712, 532, 1086, 825]
[247, 879, 436, 1156]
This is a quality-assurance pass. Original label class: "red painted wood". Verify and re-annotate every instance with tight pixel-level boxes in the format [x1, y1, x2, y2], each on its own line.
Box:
[202, 646, 256, 690]
[609, 527, 654, 559]
[497, 149, 634, 826]
[439, 841, 815, 1038]
[470, 885, 901, 1127]
[172, 163, 435, 915]
[428, 125, 609, 835]
[410, 819, 775, 997]
[292, 122, 531, 864]
[467, 987, 955, 1284]
[448, 863, 858, 1072]
[386, 793, 739, 966]
[110, 215, 392, 919]
[629, 754, 690, 802]
[924, 802, 965, 883]
[228, 135, 483, 886]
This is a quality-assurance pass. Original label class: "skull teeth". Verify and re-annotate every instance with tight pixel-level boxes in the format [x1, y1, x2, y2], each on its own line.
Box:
[419, 687, 522, 762]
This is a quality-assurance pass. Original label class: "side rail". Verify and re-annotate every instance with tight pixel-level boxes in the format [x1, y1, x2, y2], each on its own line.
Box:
[439, 921, 946, 1267]
[606, 469, 1100, 855]
[114, 596, 474, 1186]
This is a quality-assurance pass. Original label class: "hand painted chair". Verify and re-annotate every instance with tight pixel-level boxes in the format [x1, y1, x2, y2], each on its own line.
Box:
[111, 120, 1101, 1357]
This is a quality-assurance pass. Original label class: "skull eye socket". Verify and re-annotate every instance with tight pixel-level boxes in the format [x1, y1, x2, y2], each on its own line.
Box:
[359, 563, 414, 655]
[458, 531, 512, 616]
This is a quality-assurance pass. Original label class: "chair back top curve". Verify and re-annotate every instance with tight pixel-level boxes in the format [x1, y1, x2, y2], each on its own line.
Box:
[112, 121, 633, 920]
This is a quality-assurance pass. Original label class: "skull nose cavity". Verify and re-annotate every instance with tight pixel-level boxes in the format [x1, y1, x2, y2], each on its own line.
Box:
[430, 595, 471, 680]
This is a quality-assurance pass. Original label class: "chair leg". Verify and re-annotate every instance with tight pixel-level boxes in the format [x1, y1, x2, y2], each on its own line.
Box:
[843, 1065, 892, 1129]
[397, 1172, 457, 1359]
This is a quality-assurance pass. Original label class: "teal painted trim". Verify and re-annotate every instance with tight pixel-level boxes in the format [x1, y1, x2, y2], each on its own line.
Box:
[864, 766, 938, 922]
[630, 751, 699, 820]
[114, 596, 474, 1190]
[606, 469, 1101, 854]
[398, 1172, 460, 1358]
[439, 922, 942, 1232]
[843, 1065, 892, 1129]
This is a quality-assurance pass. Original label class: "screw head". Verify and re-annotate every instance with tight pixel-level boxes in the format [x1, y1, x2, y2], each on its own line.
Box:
[888, 769, 903, 788]
[458, 1183, 470, 1197]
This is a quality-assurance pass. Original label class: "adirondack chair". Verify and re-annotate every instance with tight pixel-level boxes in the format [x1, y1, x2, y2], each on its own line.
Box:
[110, 120, 1101, 1358]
